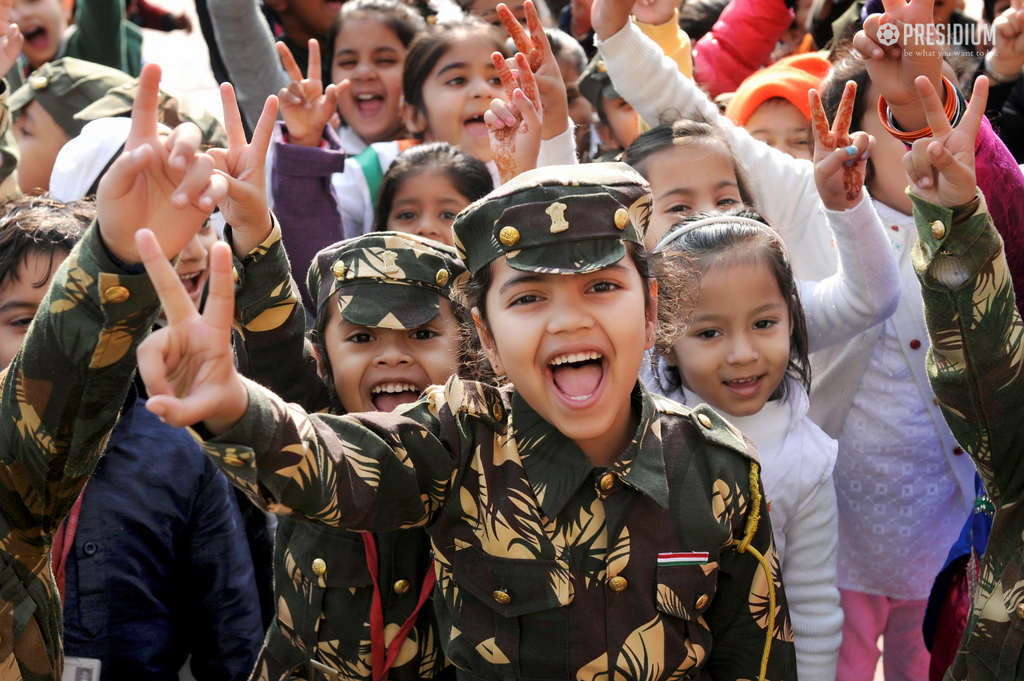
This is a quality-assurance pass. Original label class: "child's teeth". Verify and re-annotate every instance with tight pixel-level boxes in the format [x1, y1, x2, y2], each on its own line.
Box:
[372, 383, 418, 394]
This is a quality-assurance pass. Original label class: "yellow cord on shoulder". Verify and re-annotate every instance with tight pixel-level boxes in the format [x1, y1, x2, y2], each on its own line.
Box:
[731, 461, 774, 681]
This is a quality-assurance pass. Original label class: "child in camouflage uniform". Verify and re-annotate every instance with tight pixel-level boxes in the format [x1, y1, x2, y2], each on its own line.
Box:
[904, 74, 1024, 680]
[227, 227, 465, 681]
[137, 161, 798, 681]
[0, 62, 231, 681]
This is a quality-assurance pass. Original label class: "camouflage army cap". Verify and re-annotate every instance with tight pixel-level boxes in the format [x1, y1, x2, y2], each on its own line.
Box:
[74, 81, 229, 148]
[578, 54, 620, 109]
[307, 232, 466, 329]
[451, 163, 650, 276]
[9, 58, 134, 138]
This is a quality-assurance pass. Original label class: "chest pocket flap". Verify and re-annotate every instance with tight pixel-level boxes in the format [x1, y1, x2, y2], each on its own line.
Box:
[290, 524, 374, 589]
[654, 562, 719, 620]
[453, 545, 571, 618]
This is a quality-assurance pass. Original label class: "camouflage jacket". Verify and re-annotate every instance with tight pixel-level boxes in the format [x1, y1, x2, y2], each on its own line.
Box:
[200, 364, 798, 680]
[227, 223, 445, 681]
[911, 190, 1024, 679]
[0, 226, 160, 680]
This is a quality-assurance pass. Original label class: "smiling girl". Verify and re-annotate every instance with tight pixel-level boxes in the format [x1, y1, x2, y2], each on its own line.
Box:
[135, 162, 799, 681]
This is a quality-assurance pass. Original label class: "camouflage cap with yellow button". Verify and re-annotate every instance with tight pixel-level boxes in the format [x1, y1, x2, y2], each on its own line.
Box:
[307, 232, 466, 329]
[9, 58, 134, 138]
[451, 163, 651, 276]
[578, 53, 621, 110]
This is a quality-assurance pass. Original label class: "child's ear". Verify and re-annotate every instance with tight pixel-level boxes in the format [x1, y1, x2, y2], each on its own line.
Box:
[402, 98, 428, 137]
[472, 307, 505, 377]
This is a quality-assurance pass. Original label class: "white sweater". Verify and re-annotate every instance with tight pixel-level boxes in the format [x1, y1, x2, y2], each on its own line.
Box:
[595, 21, 838, 283]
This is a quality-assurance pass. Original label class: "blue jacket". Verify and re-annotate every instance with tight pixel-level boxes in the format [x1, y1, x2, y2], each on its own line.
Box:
[61, 389, 263, 680]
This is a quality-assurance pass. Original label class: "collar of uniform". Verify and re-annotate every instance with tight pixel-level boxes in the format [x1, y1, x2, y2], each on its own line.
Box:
[512, 381, 669, 519]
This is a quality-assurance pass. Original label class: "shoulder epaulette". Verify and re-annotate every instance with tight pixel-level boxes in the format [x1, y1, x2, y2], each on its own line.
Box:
[687, 404, 760, 464]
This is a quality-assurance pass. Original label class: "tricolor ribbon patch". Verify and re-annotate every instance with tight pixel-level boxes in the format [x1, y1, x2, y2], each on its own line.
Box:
[657, 551, 709, 566]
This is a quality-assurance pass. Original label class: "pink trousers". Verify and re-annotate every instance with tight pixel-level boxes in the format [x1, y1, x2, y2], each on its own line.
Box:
[837, 588, 931, 681]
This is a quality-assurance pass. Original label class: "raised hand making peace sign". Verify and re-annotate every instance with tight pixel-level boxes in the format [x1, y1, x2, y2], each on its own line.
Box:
[97, 63, 227, 264]
[137, 227, 249, 434]
[276, 39, 343, 148]
[208, 84, 279, 258]
[810, 81, 875, 211]
[486, 52, 543, 183]
[499, 0, 569, 141]
[904, 75, 989, 207]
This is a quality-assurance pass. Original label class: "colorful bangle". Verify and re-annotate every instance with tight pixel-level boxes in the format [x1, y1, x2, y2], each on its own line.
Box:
[876, 76, 959, 143]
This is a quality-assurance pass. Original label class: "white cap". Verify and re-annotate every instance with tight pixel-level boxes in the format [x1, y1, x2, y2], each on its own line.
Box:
[49, 117, 172, 202]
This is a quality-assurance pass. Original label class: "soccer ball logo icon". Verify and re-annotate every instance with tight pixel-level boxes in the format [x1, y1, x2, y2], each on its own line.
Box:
[877, 23, 900, 46]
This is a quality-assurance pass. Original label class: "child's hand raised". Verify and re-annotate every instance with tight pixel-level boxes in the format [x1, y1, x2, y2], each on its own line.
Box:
[136, 228, 249, 433]
[853, 0, 945, 132]
[0, 0, 22, 78]
[97, 64, 227, 264]
[989, 0, 1024, 81]
[485, 52, 543, 183]
[499, 0, 569, 141]
[631, 0, 677, 27]
[590, 0, 634, 41]
[208, 84, 279, 258]
[811, 81, 875, 211]
[276, 39, 341, 148]
[904, 75, 988, 207]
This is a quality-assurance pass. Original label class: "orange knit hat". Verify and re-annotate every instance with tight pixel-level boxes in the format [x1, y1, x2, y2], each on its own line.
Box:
[724, 53, 831, 126]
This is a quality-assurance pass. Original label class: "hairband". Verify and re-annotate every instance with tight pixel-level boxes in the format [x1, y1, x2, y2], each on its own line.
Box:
[653, 215, 788, 254]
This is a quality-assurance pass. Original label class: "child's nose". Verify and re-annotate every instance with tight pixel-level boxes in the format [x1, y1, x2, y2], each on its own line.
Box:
[414, 218, 446, 242]
[726, 335, 759, 364]
[374, 337, 414, 365]
[545, 297, 595, 335]
[352, 59, 375, 80]
[177, 234, 206, 263]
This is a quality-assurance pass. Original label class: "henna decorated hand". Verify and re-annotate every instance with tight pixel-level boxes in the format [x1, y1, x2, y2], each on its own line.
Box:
[276, 39, 342, 148]
[208, 84, 279, 259]
[903, 75, 987, 207]
[500, 0, 568, 140]
[853, 0, 945, 131]
[485, 52, 543, 184]
[811, 81, 874, 211]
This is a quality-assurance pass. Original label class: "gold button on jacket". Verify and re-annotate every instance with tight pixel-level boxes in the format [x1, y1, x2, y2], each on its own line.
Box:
[103, 285, 130, 304]
[608, 576, 628, 592]
[493, 590, 511, 605]
[930, 220, 946, 240]
[393, 579, 411, 595]
[311, 558, 327, 576]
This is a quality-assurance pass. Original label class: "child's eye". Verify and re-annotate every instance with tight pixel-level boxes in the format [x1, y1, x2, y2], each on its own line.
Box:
[792, 138, 810, 146]
[489, 76, 503, 87]
[411, 329, 439, 340]
[716, 198, 738, 207]
[696, 329, 720, 339]
[376, 58, 398, 67]
[394, 210, 417, 221]
[440, 210, 458, 220]
[667, 204, 691, 214]
[347, 332, 375, 343]
[336, 60, 357, 70]
[589, 281, 619, 293]
[446, 76, 467, 86]
[510, 294, 540, 306]
[753, 319, 776, 330]
[7, 317, 32, 330]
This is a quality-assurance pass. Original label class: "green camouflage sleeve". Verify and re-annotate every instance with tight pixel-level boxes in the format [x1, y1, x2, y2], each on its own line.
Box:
[228, 217, 329, 411]
[196, 376, 459, 531]
[910, 190, 1024, 506]
[0, 223, 161, 679]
